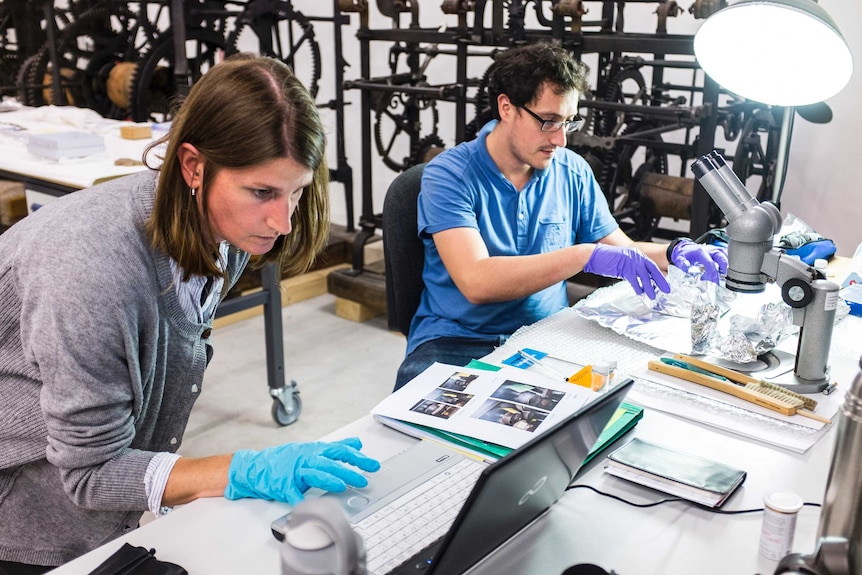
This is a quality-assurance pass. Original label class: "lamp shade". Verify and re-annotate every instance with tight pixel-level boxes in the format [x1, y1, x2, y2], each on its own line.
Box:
[694, 0, 853, 105]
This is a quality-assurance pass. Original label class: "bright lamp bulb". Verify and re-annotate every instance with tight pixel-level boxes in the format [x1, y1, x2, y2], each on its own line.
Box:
[694, 0, 853, 106]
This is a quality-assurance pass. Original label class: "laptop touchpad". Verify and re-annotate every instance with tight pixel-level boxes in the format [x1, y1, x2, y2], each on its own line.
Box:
[346, 495, 371, 510]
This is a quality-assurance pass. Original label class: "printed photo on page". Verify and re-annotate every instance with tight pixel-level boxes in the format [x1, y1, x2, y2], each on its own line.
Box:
[371, 362, 596, 450]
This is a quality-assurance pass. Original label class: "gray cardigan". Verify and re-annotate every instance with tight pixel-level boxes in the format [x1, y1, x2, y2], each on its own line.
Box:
[0, 170, 250, 566]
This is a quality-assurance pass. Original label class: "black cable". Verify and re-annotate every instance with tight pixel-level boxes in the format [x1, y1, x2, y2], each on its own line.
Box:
[566, 483, 822, 515]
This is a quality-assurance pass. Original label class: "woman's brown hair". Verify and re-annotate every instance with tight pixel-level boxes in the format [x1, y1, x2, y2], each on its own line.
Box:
[145, 53, 329, 280]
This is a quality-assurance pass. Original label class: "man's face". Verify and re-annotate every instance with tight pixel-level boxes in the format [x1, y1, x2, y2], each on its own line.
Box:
[505, 84, 580, 171]
[202, 157, 313, 255]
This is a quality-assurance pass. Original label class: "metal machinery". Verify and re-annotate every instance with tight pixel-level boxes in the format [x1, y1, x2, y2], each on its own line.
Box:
[4, 0, 356, 232]
[325, 0, 804, 297]
[0, 0, 362, 426]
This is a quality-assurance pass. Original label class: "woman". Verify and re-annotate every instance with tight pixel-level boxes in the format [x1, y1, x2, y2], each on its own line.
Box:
[0, 54, 378, 573]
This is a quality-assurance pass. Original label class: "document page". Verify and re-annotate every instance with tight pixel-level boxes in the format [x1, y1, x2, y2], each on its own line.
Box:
[371, 362, 595, 450]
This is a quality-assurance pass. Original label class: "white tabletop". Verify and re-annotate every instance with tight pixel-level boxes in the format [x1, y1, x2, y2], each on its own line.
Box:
[48, 410, 836, 575]
[49, 331, 855, 575]
[0, 106, 153, 189]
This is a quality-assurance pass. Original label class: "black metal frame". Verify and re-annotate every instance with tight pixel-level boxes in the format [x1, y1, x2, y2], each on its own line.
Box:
[340, 1, 724, 274]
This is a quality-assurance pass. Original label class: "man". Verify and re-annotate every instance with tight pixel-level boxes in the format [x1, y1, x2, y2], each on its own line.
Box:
[394, 42, 726, 390]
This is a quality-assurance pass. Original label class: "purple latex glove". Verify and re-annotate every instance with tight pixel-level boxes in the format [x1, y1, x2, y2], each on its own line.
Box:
[669, 239, 728, 284]
[584, 244, 670, 299]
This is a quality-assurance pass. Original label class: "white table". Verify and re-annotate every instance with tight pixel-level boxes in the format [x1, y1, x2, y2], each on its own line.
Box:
[49, 310, 860, 574]
[0, 107, 153, 194]
[47, 411, 836, 575]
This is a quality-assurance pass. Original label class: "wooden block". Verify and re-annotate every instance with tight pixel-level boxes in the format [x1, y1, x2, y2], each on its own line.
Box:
[282, 264, 349, 306]
[364, 237, 384, 265]
[638, 172, 694, 220]
[0, 181, 27, 226]
[120, 124, 152, 140]
[326, 267, 386, 309]
[335, 297, 384, 322]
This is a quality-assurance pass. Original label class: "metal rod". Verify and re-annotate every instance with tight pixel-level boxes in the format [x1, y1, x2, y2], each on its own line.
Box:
[771, 106, 795, 205]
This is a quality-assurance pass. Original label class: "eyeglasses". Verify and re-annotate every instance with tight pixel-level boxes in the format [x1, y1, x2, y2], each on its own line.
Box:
[518, 105, 585, 133]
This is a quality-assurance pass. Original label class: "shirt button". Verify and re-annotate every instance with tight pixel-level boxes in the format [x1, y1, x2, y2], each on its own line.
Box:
[170, 437, 177, 445]
[191, 384, 199, 393]
[201, 328, 212, 339]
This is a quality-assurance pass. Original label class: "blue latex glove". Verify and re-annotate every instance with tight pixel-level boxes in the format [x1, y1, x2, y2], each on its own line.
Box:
[224, 437, 381, 505]
[584, 244, 670, 299]
[670, 239, 728, 284]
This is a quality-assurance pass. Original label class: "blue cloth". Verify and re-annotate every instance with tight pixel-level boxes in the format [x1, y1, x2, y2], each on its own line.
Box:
[785, 239, 837, 265]
[407, 120, 618, 355]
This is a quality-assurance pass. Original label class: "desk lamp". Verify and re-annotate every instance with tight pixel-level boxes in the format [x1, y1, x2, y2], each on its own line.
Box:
[694, 0, 853, 204]
[694, 3, 857, 574]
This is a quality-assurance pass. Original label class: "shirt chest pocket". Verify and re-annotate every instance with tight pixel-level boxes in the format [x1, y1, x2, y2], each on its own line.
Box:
[537, 214, 568, 252]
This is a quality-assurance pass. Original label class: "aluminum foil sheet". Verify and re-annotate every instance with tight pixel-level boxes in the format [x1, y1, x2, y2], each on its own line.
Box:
[572, 269, 795, 362]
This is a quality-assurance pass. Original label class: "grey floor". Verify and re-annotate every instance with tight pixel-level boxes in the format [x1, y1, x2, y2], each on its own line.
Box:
[178, 293, 406, 457]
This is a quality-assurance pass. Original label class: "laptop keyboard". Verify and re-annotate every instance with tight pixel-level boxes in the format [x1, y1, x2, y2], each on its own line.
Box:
[355, 457, 485, 575]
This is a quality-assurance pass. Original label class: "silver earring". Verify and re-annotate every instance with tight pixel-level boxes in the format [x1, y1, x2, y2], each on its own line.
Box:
[191, 188, 197, 196]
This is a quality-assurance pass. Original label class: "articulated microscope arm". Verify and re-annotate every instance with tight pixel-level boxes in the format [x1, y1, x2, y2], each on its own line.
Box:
[691, 152, 839, 390]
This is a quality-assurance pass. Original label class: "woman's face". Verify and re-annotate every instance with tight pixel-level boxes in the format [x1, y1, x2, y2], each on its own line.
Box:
[202, 156, 313, 255]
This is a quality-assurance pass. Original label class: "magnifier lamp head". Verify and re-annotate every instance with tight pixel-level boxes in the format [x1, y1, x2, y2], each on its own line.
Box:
[694, 0, 853, 106]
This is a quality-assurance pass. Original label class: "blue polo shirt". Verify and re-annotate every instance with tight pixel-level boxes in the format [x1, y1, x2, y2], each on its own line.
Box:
[407, 121, 618, 354]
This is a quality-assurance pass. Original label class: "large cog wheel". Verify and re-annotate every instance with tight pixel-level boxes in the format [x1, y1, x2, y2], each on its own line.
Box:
[225, 2, 321, 99]
[595, 66, 649, 138]
[408, 133, 445, 167]
[464, 62, 495, 142]
[373, 91, 440, 172]
[129, 28, 227, 122]
[14, 4, 139, 117]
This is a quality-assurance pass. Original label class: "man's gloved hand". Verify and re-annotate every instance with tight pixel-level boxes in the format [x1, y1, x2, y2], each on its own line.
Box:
[668, 238, 728, 284]
[224, 437, 381, 505]
[584, 244, 670, 299]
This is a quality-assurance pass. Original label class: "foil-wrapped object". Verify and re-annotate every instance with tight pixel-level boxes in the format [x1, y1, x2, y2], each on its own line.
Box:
[641, 266, 733, 319]
[691, 300, 721, 355]
[574, 265, 796, 361]
[718, 331, 758, 363]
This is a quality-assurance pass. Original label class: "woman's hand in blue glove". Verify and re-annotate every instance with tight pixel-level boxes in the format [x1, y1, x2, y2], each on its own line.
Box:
[583, 244, 670, 299]
[669, 239, 728, 284]
[224, 437, 381, 505]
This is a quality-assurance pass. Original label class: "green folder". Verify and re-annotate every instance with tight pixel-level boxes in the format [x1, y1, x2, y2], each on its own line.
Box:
[583, 401, 644, 464]
[397, 402, 642, 462]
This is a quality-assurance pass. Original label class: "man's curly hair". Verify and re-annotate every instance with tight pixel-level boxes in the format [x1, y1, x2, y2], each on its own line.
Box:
[487, 43, 590, 119]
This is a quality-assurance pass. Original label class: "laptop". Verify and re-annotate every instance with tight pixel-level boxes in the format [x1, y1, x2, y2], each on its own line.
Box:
[271, 377, 633, 574]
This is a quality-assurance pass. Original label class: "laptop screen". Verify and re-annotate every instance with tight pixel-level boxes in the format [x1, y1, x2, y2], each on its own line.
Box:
[427, 378, 633, 574]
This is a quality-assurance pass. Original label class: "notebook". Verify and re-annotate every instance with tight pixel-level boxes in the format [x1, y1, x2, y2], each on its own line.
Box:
[604, 437, 747, 508]
[271, 377, 633, 575]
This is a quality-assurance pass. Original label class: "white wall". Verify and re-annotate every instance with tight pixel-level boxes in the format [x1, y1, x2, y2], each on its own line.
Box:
[781, 0, 862, 257]
[297, 1, 860, 255]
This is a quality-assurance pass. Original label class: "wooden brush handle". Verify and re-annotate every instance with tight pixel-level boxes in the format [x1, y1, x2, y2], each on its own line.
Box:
[648, 361, 797, 416]
[675, 354, 821, 412]
[673, 354, 760, 385]
[796, 409, 832, 425]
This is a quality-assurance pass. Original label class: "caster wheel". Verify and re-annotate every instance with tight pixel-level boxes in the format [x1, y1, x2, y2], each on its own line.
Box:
[271, 392, 302, 426]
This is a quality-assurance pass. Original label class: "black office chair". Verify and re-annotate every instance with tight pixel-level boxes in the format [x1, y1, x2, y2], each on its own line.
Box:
[382, 163, 426, 336]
